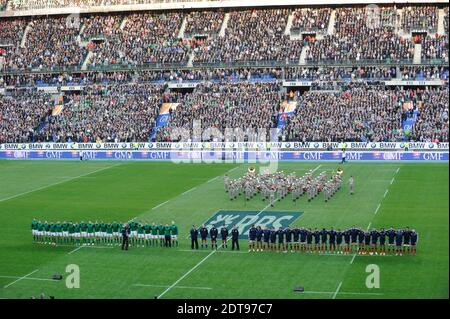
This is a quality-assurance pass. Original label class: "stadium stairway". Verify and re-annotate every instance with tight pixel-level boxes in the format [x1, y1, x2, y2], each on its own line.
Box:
[327, 9, 336, 35]
[284, 11, 294, 36]
[120, 16, 128, 30]
[20, 23, 32, 48]
[187, 51, 195, 67]
[413, 43, 422, 64]
[82, 51, 93, 70]
[178, 16, 188, 39]
[299, 46, 308, 65]
[437, 9, 445, 35]
[219, 13, 230, 37]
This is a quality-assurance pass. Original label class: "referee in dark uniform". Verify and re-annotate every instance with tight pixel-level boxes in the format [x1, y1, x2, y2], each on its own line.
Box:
[121, 223, 130, 250]
[231, 226, 239, 251]
[190, 225, 199, 250]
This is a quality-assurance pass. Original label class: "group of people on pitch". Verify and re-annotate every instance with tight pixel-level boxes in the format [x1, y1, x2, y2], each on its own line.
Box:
[31, 219, 179, 248]
[244, 225, 418, 255]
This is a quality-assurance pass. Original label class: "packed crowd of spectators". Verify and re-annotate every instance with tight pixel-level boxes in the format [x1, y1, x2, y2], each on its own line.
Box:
[401, 6, 438, 32]
[282, 85, 405, 142]
[285, 66, 397, 81]
[306, 7, 414, 63]
[193, 9, 303, 64]
[80, 14, 123, 41]
[0, 0, 8, 11]
[400, 66, 449, 80]
[86, 12, 189, 67]
[410, 88, 448, 142]
[0, 90, 53, 143]
[184, 10, 225, 37]
[155, 82, 281, 142]
[290, 8, 331, 34]
[37, 83, 164, 142]
[421, 35, 448, 61]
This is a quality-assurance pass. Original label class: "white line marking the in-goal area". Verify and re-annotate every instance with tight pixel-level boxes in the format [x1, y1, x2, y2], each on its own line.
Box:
[374, 203, 381, 215]
[152, 200, 169, 210]
[350, 254, 356, 264]
[312, 164, 322, 172]
[3, 269, 39, 288]
[332, 281, 343, 299]
[383, 189, 389, 198]
[0, 164, 121, 203]
[366, 222, 372, 231]
[299, 290, 383, 296]
[157, 199, 277, 299]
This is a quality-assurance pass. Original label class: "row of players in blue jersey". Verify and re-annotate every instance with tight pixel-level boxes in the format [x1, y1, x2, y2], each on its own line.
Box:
[244, 225, 418, 255]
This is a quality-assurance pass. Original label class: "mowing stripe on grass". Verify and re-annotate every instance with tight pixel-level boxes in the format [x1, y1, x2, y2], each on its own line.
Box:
[0, 163, 121, 203]
[3, 269, 39, 288]
[133, 283, 212, 290]
[158, 199, 277, 299]
[332, 281, 343, 299]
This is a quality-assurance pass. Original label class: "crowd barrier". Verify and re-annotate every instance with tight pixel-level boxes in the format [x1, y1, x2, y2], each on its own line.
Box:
[0, 150, 448, 161]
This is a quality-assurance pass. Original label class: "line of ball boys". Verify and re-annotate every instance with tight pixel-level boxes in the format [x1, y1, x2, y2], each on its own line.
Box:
[31, 219, 179, 247]
[190, 224, 419, 255]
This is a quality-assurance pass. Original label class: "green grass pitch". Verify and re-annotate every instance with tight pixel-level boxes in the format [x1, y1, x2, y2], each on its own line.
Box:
[0, 160, 448, 299]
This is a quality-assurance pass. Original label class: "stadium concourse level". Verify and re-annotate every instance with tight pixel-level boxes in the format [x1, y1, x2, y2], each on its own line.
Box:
[0, 80, 449, 144]
[31, 219, 180, 248]
[0, 5, 448, 71]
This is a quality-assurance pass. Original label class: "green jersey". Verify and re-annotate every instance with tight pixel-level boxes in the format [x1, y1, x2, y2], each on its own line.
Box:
[144, 225, 151, 234]
[31, 220, 37, 230]
[87, 223, 94, 233]
[137, 225, 144, 234]
[68, 224, 75, 234]
[49, 223, 56, 232]
[164, 227, 171, 236]
[106, 224, 113, 234]
[151, 225, 158, 235]
[55, 223, 62, 233]
[158, 225, 165, 235]
[80, 222, 87, 232]
[38, 223, 44, 231]
[112, 223, 119, 232]
[44, 223, 50, 231]
[171, 225, 178, 235]
[74, 224, 80, 232]
[62, 223, 69, 231]
[131, 222, 138, 231]
[94, 223, 101, 232]
[100, 223, 107, 232]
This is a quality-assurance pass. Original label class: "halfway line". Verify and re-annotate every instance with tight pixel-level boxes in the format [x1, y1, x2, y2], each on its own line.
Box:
[4, 269, 39, 288]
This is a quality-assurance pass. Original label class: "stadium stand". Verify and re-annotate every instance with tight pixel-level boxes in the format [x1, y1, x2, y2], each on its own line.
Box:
[0, 3, 448, 144]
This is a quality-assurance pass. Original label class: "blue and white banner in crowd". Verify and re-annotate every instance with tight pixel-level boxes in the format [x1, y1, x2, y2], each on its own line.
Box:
[276, 101, 297, 129]
[0, 150, 447, 161]
[149, 103, 180, 141]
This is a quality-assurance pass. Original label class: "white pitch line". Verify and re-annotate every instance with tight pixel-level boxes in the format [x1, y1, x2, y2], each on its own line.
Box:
[312, 164, 322, 172]
[133, 283, 212, 290]
[374, 203, 381, 215]
[350, 254, 356, 264]
[158, 200, 275, 299]
[0, 164, 120, 203]
[152, 200, 169, 210]
[0, 275, 56, 282]
[178, 249, 248, 254]
[67, 246, 83, 255]
[332, 281, 343, 299]
[3, 269, 39, 288]
[181, 187, 197, 196]
[367, 222, 372, 230]
[396, 167, 400, 174]
[383, 189, 389, 198]
[206, 176, 219, 183]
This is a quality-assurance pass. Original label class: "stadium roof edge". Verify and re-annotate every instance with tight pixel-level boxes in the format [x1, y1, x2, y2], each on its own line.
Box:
[1, 0, 448, 18]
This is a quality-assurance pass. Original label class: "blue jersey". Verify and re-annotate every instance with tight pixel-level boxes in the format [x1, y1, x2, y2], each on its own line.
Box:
[386, 229, 396, 244]
[263, 229, 270, 242]
[410, 232, 418, 245]
[256, 229, 263, 241]
[300, 229, 307, 242]
[248, 227, 257, 241]
[270, 230, 277, 243]
[313, 231, 320, 243]
[285, 229, 293, 242]
[320, 230, 328, 243]
[329, 230, 336, 243]
[277, 230, 285, 243]
[292, 229, 300, 242]
[378, 231, 386, 244]
[370, 230, 379, 244]
[336, 231, 343, 244]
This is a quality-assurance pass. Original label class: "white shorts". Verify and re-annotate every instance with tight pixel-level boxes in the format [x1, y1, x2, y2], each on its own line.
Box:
[107, 233, 113, 238]
[102, 232, 107, 237]
[74, 233, 80, 238]
[145, 234, 151, 239]
[63, 231, 69, 237]
[81, 232, 87, 237]
[32, 230, 37, 235]
[131, 231, 137, 237]
[151, 235, 157, 239]
[113, 232, 119, 237]
[87, 233, 93, 237]
[138, 233, 144, 239]
[159, 235, 164, 239]
[51, 232, 57, 237]
[95, 232, 101, 237]
[57, 232, 63, 237]
[171, 235, 177, 240]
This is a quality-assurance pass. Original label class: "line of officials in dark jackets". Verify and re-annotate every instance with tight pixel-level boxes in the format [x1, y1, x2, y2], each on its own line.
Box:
[190, 225, 419, 255]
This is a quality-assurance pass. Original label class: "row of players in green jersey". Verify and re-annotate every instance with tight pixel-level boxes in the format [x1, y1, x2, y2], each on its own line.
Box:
[31, 219, 179, 247]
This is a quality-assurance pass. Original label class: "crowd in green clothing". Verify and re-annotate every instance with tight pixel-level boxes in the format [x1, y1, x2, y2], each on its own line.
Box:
[31, 219, 179, 247]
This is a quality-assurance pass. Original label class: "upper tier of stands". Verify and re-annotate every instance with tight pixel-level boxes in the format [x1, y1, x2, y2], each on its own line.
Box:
[1, 5, 448, 73]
